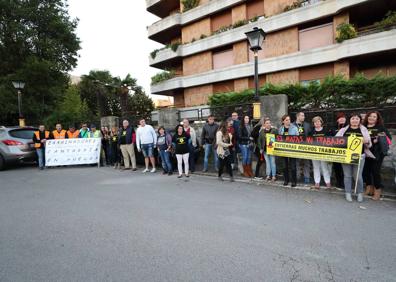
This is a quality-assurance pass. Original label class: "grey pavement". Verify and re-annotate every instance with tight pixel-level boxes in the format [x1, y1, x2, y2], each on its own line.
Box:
[0, 166, 396, 282]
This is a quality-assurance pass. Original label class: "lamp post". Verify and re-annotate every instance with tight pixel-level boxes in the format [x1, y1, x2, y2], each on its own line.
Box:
[245, 27, 266, 120]
[12, 81, 26, 127]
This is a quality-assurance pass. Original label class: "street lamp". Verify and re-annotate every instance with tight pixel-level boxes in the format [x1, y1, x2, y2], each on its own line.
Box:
[12, 81, 26, 127]
[245, 27, 266, 120]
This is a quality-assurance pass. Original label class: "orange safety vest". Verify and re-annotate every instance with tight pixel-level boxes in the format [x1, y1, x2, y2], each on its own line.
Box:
[34, 131, 50, 148]
[52, 129, 67, 139]
[67, 130, 80, 139]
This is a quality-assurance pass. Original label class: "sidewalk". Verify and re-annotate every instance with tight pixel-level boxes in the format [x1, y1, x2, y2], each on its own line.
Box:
[191, 169, 396, 201]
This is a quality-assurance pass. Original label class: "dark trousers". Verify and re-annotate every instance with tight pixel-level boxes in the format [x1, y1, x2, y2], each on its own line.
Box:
[218, 155, 233, 177]
[333, 162, 344, 188]
[255, 151, 264, 177]
[363, 154, 385, 189]
[109, 143, 120, 165]
[283, 157, 297, 184]
[188, 144, 195, 172]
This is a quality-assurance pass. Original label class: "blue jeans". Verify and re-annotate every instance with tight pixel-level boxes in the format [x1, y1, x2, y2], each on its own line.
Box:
[36, 148, 45, 168]
[342, 156, 366, 194]
[141, 143, 154, 158]
[264, 153, 276, 177]
[159, 149, 172, 173]
[203, 144, 218, 171]
[239, 144, 252, 165]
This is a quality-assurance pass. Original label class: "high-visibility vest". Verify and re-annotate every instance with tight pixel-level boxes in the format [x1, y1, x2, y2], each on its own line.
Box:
[52, 129, 67, 139]
[67, 130, 80, 138]
[89, 130, 101, 138]
[34, 131, 50, 148]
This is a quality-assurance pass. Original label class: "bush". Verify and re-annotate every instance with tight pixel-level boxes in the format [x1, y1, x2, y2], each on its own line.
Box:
[208, 74, 396, 111]
[170, 41, 181, 52]
[181, 0, 199, 12]
[150, 49, 160, 59]
[374, 11, 396, 31]
[335, 23, 357, 43]
[151, 70, 176, 85]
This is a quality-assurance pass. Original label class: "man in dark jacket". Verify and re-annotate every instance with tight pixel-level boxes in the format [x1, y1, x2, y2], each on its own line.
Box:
[293, 112, 311, 184]
[231, 112, 240, 170]
[201, 115, 219, 172]
[118, 120, 137, 171]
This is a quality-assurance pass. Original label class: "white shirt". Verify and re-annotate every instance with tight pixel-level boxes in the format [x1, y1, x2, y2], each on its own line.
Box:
[136, 125, 157, 149]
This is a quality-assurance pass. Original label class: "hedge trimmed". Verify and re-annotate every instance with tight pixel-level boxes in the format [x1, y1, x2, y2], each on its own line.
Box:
[208, 74, 396, 111]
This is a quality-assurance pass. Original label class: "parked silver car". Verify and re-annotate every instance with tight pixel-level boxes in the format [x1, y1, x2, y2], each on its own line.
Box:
[0, 126, 38, 170]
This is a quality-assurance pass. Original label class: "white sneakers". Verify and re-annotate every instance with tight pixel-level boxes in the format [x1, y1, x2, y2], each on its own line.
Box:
[142, 168, 156, 173]
[150, 168, 156, 173]
[345, 193, 364, 203]
[142, 168, 149, 173]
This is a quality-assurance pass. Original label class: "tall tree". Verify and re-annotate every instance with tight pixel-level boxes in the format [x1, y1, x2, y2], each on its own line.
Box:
[0, 0, 80, 125]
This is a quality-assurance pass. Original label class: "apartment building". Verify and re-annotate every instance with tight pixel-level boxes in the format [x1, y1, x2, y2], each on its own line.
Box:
[146, 0, 396, 107]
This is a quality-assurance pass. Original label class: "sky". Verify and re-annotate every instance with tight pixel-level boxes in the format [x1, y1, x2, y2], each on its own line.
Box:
[67, 0, 163, 97]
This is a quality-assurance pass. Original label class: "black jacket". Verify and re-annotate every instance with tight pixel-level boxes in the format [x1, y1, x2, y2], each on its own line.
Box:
[201, 123, 219, 145]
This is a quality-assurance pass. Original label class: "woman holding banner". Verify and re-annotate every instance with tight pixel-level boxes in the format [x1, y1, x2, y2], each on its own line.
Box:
[362, 111, 392, 201]
[257, 117, 277, 181]
[336, 113, 374, 202]
[278, 115, 299, 187]
[309, 116, 331, 189]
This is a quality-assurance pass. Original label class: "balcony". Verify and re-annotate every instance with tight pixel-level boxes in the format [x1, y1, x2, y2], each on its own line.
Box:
[147, 0, 245, 44]
[146, 0, 180, 18]
[151, 29, 396, 94]
[149, 0, 371, 68]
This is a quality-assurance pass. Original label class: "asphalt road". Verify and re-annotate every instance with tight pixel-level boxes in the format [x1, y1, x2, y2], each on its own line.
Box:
[0, 166, 396, 282]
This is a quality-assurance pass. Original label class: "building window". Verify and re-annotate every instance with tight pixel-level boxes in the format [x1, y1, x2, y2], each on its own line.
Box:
[299, 63, 334, 83]
[299, 23, 333, 51]
[213, 48, 234, 70]
[247, 0, 264, 20]
[211, 10, 232, 33]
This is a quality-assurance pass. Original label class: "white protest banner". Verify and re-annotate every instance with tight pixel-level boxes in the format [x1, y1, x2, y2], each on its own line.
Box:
[45, 138, 101, 166]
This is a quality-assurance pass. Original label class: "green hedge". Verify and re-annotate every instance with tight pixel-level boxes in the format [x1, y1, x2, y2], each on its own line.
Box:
[208, 74, 396, 110]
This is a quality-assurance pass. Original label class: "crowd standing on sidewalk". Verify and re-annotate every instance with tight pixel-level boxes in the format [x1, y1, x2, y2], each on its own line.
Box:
[33, 109, 393, 203]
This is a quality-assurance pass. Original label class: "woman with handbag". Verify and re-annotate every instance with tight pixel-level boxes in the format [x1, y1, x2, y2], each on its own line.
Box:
[239, 115, 253, 177]
[157, 126, 173, 175]
[216, 121, 234, 182]
[362, 111, 392, 200]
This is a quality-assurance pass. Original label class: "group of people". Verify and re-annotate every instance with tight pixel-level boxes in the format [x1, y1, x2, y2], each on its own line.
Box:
[33, 110, 392, 203]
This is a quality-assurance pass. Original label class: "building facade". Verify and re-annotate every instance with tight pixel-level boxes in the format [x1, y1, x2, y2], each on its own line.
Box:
[146, 0, 396, 108]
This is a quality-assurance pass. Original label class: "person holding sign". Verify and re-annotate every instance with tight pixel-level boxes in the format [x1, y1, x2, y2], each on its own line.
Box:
[257, 117, 277, 181]
[32, 125, 53, 170]
[293, 112, 312, 185]
[309, 116, 331, 190]
[279, 115, 299, 187]
[336, 113, 374, 202]
[78, 123, 90, 138]
[52, 124, 68, 139]
[362, 111, 392, 201]
[66, 125, 79, 139]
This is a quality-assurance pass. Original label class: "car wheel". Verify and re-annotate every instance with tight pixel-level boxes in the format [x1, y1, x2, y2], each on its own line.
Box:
[0, 154, 5, 171]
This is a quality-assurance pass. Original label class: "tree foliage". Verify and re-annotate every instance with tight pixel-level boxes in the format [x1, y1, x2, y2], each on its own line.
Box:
[0, 0, 81, 125]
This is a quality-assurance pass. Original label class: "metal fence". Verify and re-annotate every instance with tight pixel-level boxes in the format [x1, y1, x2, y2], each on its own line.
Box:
[177, 103, 254, 122]
[290, 106, 396, 129]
